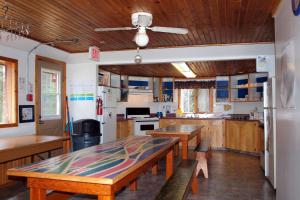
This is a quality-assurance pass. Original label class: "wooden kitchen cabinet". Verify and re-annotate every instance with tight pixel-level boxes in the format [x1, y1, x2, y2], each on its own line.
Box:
[225, 120, 261, 153]
[117, 120, 134, 139]
[159, 118, 224, 149]
[209, 120, 225, 149]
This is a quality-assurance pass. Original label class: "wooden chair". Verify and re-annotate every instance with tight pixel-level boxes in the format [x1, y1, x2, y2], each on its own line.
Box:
[154, 160, 198, 200]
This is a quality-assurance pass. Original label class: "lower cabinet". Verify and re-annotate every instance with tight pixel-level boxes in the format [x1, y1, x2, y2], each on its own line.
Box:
[159, 118, 225, 149]
[117, 118, 262, 154]
[117, 120, 134, 139]
[225, 120, 261, 153]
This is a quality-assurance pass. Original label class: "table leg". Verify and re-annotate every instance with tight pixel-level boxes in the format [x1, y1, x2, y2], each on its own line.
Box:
[174, 143, 179, 156]
[152, 163, 158, 176]
[182, 140, 188, 160]
[129, 179, 137, 191]
[191, 173, 199, 194]
[30, 187, 46, 200]
[98, 195, 115, 200]
[166, 149, 174, 180]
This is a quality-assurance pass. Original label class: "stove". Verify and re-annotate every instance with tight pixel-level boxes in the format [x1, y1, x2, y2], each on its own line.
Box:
[126, 107, 159, 135]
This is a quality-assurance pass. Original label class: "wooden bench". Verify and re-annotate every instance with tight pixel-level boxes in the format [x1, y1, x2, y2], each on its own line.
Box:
[154, 160, 198, 200]
[195, 138, 211, 178]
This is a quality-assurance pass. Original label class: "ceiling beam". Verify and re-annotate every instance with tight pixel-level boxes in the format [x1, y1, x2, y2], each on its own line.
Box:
[67, 43, 275, 65]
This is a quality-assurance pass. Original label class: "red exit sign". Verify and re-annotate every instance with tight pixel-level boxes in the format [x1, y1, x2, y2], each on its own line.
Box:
[89, 46, 100, 62]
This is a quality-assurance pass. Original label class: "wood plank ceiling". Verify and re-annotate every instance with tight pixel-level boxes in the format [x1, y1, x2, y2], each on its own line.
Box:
[1, 0, 279, 53]
[99, 59, 257, 78]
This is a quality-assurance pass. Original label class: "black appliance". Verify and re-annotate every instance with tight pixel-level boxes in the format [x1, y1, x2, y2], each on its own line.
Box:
[71, 119, 102, 151]
[126, 107, 150, 118]
[228, 114, 250, 120]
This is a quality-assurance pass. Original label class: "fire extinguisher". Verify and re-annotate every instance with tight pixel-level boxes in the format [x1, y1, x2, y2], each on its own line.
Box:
[96, 97, 103, 115]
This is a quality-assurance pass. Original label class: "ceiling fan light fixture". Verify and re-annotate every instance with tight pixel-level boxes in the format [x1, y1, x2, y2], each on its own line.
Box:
[134, 27, 149, 47]
[172, 62, 196, 78]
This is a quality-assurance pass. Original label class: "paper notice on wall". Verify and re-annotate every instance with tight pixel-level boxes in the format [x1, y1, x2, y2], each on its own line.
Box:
[69, 84, 95, 101]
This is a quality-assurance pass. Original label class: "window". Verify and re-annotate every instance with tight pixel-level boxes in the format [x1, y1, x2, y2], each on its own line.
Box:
[41, 68, 61, 120]
[179, 88, 214, 113]
[198, 89, 210, 112]
[180, 89, 195, 113]
[0, 57, 18, 127]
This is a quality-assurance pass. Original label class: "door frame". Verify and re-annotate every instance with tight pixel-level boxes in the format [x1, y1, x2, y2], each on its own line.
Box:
[35, 55, 66, 135]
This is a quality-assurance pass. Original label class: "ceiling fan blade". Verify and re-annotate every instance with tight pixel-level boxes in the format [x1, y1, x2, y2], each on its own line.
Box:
[94, 27, 136, 32]
[150, 26, 188, 34]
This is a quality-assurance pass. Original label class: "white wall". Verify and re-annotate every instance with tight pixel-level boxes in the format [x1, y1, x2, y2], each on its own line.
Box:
[275, 1, 300, 199]
[0, 34, 69, 138]
[66, 63, 97, 121]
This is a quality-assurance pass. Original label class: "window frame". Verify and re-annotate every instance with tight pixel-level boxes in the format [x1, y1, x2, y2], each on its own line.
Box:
[0, 56, 18, 128]
[40, 67, 62, 120]
[178, 88, 214, 114]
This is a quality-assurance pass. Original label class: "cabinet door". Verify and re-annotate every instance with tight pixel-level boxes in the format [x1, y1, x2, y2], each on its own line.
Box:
[117, 121, 129, 139]
[240, 122, 259, 152]
[225, 121, 241, 150]
[209, 120, 224, 148]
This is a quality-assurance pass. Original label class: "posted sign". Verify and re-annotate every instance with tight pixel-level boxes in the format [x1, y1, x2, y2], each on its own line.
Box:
[89, 46, 100, 62]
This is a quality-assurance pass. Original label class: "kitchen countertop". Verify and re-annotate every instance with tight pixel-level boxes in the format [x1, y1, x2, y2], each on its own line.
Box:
[117, 116, 263, 123]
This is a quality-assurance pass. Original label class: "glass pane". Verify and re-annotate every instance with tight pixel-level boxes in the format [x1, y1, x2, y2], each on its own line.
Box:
[41, 69, 61, 118]
[180, 89, 194, 113]
[0, 65, 4, 123]
[198, 89, 210, 112]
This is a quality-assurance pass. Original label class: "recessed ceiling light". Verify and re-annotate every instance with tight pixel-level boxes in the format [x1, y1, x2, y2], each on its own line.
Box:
[171, 62, 196, 78]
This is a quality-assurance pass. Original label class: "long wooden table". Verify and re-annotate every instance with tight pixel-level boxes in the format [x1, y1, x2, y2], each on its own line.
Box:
[151, 125, 203, 160]
[0, 135, 69, 185]
[7, 136, 179, 200]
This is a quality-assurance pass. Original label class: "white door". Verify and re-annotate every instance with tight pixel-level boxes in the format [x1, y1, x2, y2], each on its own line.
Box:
[36, 58, 65, 136]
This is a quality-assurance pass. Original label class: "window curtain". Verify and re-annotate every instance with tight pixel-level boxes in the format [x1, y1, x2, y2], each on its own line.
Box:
[174, 80, 216, 89]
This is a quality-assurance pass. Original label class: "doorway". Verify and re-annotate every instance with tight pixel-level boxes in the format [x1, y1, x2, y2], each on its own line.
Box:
[35, 56, 66, 136]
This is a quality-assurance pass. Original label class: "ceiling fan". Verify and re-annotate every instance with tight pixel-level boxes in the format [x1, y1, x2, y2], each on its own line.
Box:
[94, 12, 188, 47]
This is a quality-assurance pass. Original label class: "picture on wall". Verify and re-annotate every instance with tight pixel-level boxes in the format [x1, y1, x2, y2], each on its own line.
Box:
[19, 105, 35, 123]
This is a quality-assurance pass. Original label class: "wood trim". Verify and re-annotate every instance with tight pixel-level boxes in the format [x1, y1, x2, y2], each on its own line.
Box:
[0, 56, 18, 127]
[193, 89, 198, 113]
[34, 56, 66, 135]
[0, 123, 18, 128]
[272, 0, 283, 17]
[177, 89, 181, 109]
[209, 88, 214, 113]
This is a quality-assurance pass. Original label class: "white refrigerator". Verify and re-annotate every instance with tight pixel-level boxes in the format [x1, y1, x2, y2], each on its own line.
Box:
[263, 78, 277, 188]
[97, 86, 118, 143]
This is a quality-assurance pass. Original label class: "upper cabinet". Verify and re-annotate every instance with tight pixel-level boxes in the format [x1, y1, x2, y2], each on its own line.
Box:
[216, 72, 268, 103]
[216, 76, 230, 102]
[153, 77, 174, 102]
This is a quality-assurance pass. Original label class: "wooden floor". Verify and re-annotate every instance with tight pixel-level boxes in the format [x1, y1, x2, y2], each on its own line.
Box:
[0, 151, 275, 200]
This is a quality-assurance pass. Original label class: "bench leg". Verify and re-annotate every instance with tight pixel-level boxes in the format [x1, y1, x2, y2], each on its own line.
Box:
[174, 143, 179, 157]
[196, 152, 208, 178]
[191, 173, 199, 194]
[152, 163, 158, 176]
[129, 179, 137, 191]
[166, 149, 174, 180]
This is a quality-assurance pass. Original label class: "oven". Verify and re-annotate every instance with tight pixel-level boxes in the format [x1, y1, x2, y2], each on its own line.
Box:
[134, 119, 159, 135]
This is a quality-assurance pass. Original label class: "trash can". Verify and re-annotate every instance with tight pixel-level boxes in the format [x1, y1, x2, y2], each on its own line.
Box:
[71, 119, 101, 151]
